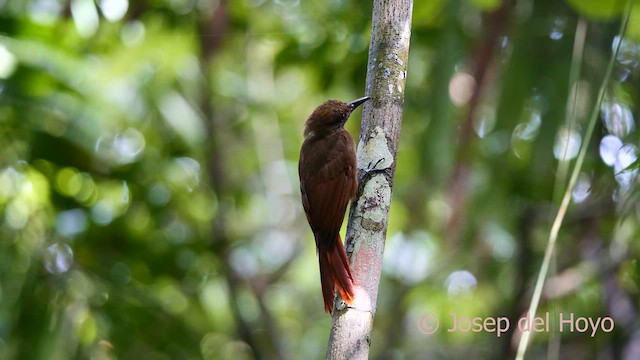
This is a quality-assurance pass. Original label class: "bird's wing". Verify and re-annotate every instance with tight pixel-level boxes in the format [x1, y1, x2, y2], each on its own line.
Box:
[299, 131, 357, 240]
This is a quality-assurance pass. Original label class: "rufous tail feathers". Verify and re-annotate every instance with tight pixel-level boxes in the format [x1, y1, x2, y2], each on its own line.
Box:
[318, 234, 355, 313]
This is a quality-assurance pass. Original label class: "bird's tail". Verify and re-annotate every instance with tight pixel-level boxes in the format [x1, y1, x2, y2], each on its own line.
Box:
[318, 234, 355, 313]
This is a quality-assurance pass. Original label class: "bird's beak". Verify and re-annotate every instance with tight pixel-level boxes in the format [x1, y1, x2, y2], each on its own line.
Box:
[348, 96, 370, 110]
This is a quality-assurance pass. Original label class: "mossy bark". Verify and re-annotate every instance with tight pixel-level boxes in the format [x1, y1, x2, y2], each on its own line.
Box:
[327, 0, 413, 359]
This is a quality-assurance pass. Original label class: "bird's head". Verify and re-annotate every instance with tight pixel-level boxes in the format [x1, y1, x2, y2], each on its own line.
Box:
[304, 96, 370, 136]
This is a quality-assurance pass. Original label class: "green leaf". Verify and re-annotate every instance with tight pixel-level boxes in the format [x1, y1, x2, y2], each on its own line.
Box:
[468, 0, 502, 11]
[564, 0, 629, 20]
[616, 158, 640, 175]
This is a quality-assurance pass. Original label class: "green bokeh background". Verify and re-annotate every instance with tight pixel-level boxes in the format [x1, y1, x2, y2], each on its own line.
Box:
[1, 0, 639, 359]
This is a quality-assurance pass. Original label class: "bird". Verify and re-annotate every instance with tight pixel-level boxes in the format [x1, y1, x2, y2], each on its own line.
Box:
[298, 96, 370, 313]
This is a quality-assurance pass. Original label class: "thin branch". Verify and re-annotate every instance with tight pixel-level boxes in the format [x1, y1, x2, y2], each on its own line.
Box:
[198, 2, 269, 358]
[445, 0, 514, 246]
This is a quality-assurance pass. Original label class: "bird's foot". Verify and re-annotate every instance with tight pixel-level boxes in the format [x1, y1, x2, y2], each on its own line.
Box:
[366, 158, 385, 172]
[360, 158, 387, 182]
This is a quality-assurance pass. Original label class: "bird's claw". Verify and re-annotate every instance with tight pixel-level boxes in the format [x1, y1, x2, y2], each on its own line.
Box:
[365, 158, 386, 173]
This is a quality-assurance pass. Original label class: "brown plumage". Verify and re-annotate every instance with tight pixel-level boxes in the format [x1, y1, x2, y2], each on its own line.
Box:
[298, 96, 369, 313]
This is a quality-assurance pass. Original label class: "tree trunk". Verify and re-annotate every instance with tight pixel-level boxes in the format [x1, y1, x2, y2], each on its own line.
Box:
[326, 0, 413, 358]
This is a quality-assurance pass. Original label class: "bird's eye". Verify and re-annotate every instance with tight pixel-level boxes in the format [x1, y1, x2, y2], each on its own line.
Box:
[333, 110, 346, 123]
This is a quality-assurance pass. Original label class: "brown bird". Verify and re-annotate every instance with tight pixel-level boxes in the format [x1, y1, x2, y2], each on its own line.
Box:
[298, 96, 370, 313]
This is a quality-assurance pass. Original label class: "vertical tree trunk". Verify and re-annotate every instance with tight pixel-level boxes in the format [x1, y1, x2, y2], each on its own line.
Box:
[326, 0, 413, 358]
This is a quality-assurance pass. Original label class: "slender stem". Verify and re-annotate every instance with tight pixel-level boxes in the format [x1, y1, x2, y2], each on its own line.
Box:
[515, 3, 634, 359]
[546, 16, 587, 360]
[553, 17, 587, 203]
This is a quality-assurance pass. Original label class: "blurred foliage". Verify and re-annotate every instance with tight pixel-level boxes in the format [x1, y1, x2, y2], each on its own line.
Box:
[0, 0, 639, 359]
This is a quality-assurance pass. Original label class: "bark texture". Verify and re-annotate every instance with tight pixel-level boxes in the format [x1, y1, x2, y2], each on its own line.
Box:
[326, 0, 413, 358]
